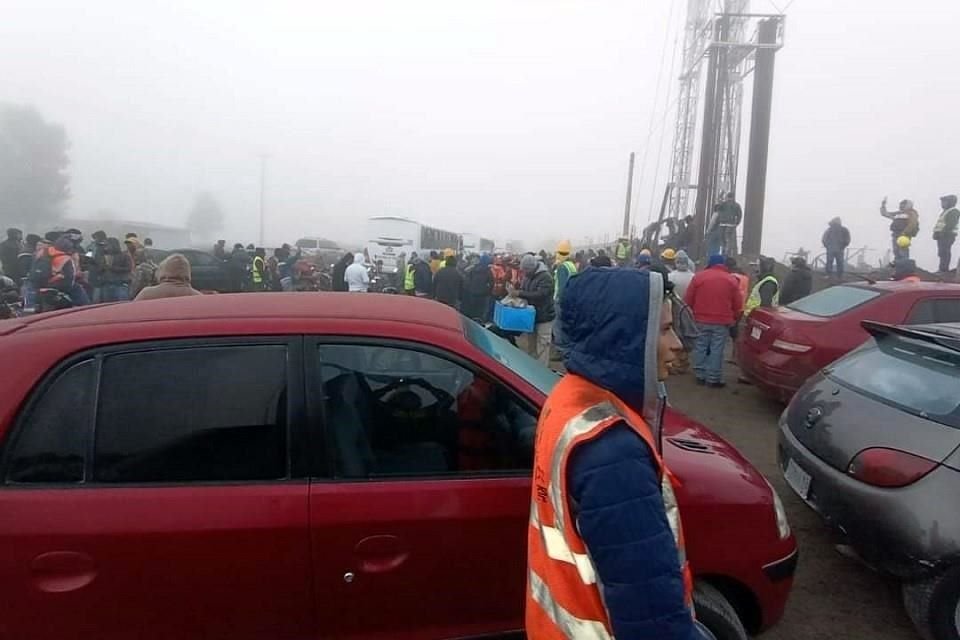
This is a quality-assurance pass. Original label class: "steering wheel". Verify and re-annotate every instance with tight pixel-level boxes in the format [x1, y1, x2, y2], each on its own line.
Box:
[372, 377, 455, 412]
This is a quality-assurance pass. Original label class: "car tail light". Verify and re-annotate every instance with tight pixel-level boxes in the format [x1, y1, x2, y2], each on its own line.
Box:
[847, 448, 939, 488]
[772, 339, 812, 353]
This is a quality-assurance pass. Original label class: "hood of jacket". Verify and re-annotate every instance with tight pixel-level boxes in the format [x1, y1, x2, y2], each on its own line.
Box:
[353, 254, 365, 265]
[559, 267, 663, 425]
[157, 254, 192, 284]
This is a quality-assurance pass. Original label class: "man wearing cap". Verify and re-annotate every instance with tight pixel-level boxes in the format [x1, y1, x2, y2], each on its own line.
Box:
[553, 241, 578, 358]
[509, 254, 555, 365]
[684, 255, 744, 387]
[933, 195, 960, 273]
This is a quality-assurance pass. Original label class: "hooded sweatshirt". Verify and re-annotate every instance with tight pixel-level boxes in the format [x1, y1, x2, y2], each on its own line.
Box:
[344, 254, 370, 292]
[822, 217, 851, 253]
[557, 269, 707, 640]
[134, 254, 202, 300]
[670, 251, 695, 300]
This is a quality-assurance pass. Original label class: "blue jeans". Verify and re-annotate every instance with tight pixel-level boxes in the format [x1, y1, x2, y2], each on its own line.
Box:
[825, 250, 844, 276]
[693, 322, 729, 383]
[706, 230, 722, 257]
[100, 283, 129, 302]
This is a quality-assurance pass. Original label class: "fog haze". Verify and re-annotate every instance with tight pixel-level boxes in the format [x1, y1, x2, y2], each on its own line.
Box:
[3, 0, 959, 267]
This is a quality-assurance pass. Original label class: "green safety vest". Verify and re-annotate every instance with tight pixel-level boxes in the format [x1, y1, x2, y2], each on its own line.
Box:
[554, 261, 578, 300]
[252, 256, 265, 284]
[404, 264, 416, 291]
[616, 242, 629, 260]
[745, 275, 779, 315]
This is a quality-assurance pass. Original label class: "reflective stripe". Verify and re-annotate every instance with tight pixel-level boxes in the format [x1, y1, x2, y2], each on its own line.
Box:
[661, 474, 687, 566]
[529, 569, 612, 640]
[531, 505, 597, 585]
[548, 402, 621, 534]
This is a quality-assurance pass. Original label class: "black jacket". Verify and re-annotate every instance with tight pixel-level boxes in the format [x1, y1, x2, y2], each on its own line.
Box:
[780, 265, 812, 306]
[413, 261, 433, 295]
[0, 240, 20, 279]
[520, 266, 555, 323]
[433, 265, 463, 307]
[822, 224, 851, 253]
[332, 257, 351, 292]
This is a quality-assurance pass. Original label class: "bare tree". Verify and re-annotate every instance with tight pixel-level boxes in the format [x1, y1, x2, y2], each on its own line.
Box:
[186, 192, 225, 241]
[0, 104, 70, 227]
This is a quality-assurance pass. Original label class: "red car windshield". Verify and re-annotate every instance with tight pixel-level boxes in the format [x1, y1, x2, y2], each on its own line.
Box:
[787, 285, 882, 317]
[462, 319, 559, 395]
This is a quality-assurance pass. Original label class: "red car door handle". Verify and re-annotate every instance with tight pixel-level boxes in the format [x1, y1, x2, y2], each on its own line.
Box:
[353, 535, 409, 574]
[31, 551, 97, 593]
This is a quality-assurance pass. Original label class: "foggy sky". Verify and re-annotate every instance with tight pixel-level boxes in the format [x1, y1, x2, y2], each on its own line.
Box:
[3, 0, 960, 269]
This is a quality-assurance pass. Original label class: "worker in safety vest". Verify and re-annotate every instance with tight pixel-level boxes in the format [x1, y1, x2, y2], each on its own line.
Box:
[615, 236, 630, 266]
[403, 251, 418, 295]
[251, 248, 267, 291]
[744, 256, 780, 316]
[527, 267, 713, 640]
[552, 240, 578, 358]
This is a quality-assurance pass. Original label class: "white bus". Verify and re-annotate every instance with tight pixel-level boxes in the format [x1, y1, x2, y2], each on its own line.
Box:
[461, 233, 495, 255]
[366, 216, 461, 274]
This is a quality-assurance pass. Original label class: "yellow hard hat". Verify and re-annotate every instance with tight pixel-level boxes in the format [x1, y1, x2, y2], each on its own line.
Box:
[556, 239, 572, 255]
[661, 248, 677, 261]
[443, 248, 456, 258]
[896, 235, 911, 249]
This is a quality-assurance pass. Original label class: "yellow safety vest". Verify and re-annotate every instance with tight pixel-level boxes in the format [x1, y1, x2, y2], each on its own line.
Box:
[616, 242, 629, 260]
[554, 260, 578, 300]
[745, 275, 779, 315]
[252, 256, 265, 284]
[404, 264, 416, 291]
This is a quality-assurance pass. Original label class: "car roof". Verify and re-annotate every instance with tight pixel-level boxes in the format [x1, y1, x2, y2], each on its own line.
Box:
[2, 293, 464, 335]
[857, 280, 960, 293]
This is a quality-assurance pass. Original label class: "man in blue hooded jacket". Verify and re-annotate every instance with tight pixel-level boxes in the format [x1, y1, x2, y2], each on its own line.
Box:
[526, 267, 714, 639]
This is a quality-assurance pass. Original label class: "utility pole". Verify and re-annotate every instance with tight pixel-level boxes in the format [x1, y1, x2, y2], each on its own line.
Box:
[258, 154, 268, 247]
[691, 20, 721, 260]
[622, 152, 636, 238]
[742, 17, 782, 257]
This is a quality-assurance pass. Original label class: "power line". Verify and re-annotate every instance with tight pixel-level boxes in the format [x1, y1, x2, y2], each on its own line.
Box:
[646, 26, 683, 224]
[631, 0, 679, 230]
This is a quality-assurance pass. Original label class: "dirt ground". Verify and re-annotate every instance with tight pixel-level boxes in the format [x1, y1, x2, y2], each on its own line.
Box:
[666, 361, 920, 639]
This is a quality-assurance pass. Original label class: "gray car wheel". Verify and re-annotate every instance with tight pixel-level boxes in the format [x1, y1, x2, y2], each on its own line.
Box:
[903, 566, 960, 640]
[693, 582, 748, 640]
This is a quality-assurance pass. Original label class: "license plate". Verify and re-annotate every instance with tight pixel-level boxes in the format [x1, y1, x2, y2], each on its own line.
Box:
[751, 326, 762, 340]
[784, 459, 812, 499]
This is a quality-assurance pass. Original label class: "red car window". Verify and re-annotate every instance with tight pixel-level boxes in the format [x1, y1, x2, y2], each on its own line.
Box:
[317, 343, 536, 478]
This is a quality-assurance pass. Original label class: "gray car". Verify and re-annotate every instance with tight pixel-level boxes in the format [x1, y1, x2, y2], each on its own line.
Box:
[778, 321, 960, 640]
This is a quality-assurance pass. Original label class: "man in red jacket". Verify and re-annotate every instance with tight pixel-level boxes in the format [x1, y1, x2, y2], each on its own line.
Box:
[684, 254, 744, 387]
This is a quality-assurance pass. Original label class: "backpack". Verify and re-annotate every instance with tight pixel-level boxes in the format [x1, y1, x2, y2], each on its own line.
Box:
[671, 293, 700, 351]
[29, 254, 54, 288]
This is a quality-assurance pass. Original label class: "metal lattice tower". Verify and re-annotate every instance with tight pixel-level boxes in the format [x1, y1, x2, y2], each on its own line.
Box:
[714, 0, 750, 199]
[666, 0, 712, 221]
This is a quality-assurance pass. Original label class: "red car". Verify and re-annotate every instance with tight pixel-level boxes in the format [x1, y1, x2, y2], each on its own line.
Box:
[0, 294, 796, 640]
[738, 281, 960, 402]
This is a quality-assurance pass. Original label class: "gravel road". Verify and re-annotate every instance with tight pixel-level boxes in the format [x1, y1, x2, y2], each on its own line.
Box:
[667, 366, 920, 640]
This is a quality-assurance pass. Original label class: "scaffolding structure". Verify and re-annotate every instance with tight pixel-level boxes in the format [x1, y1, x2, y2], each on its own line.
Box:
[664, 0, 785, 257]
[666, 0, 713, 222]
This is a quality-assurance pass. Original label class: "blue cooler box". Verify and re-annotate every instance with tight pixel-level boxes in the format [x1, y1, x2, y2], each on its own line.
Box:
[494, 302, 536, 333]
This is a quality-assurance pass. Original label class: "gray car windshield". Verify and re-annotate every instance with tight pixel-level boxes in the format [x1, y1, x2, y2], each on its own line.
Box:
[829, 336, 960, 429]
[463, 319, 559, 395]
[787, 285, 883, 317]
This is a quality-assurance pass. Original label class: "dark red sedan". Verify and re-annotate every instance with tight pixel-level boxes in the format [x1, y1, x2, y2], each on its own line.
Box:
[0, 294, 796, 640]
[738, 281, 960, 403]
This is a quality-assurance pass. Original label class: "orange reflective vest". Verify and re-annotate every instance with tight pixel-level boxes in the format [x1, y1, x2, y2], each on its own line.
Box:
[526, 374, 693, 639]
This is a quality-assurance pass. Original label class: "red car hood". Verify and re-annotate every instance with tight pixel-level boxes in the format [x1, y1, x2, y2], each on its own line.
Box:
[662, 406, 774, 507]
